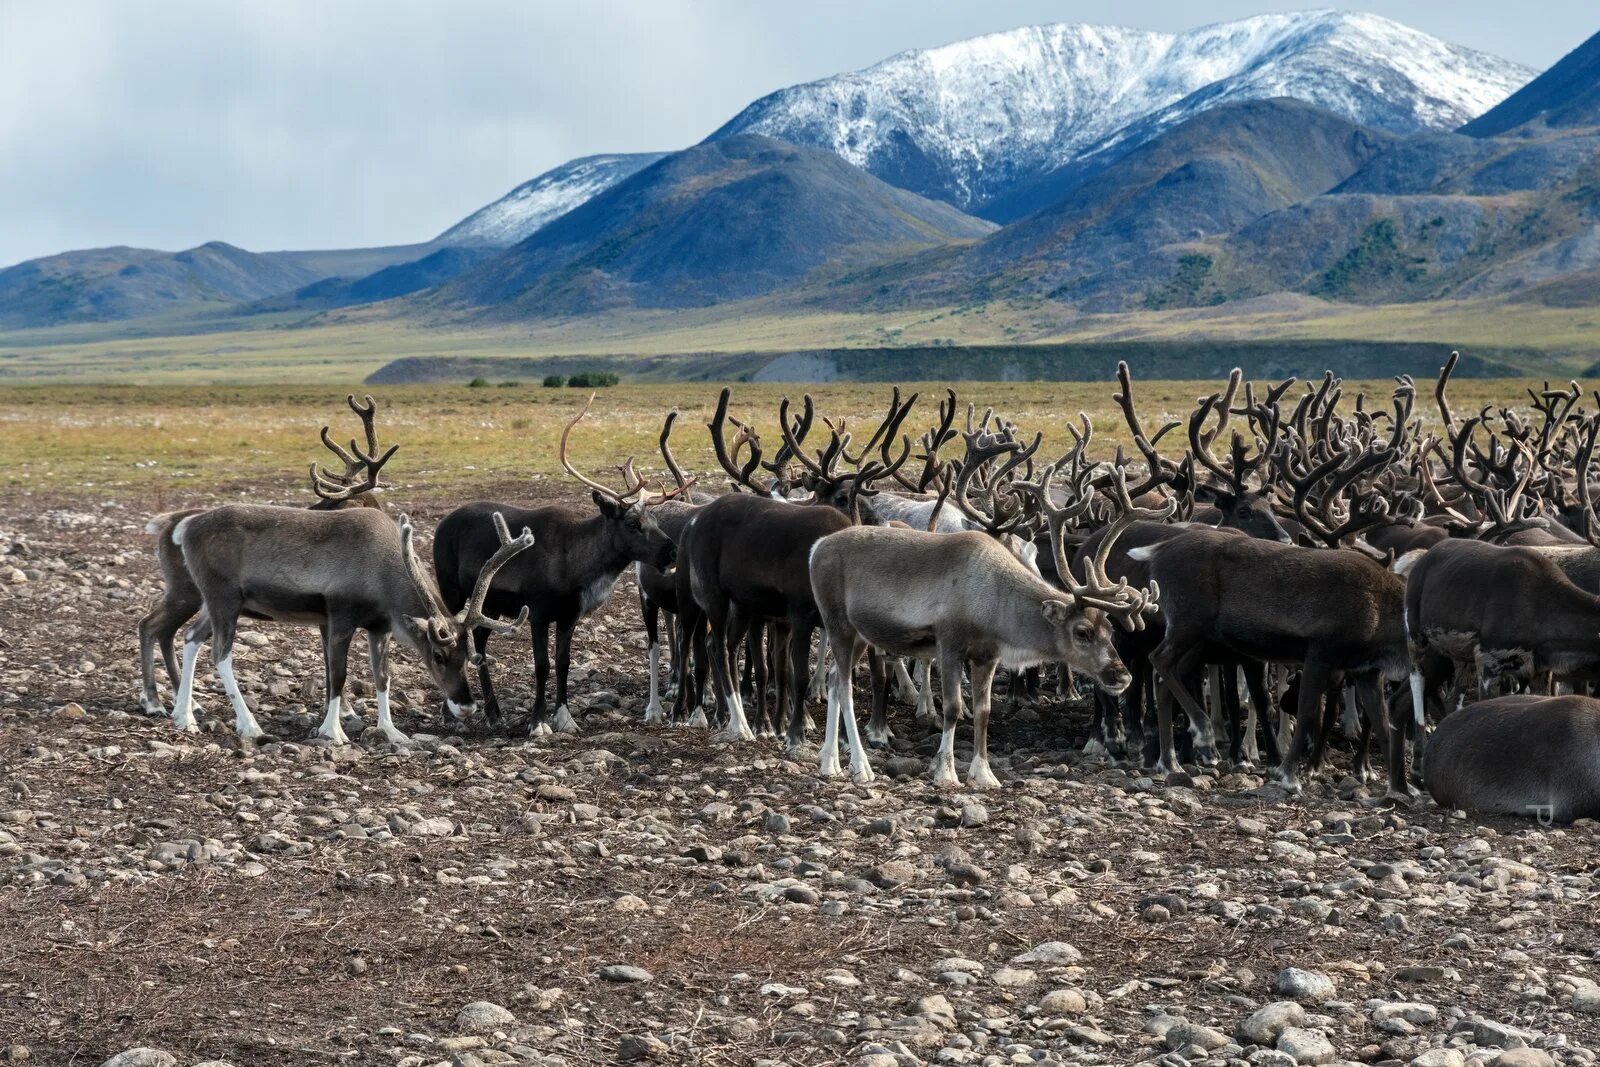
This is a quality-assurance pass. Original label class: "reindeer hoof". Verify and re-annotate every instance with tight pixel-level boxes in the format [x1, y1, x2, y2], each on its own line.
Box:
[966, 767, 1001, 791]
[720, 724, 755, 743]
[685, 709, 709, 729]
[642, 703, 665, 725]
[1083, 737, 1108, 759]
[139, 696, 165, 717]
[552, 705, 579, 734]
[818, 757, 843, 779]
[851, 765, 876, 786]
[930, 762, 960, 789]
[529, 721, 553, 738]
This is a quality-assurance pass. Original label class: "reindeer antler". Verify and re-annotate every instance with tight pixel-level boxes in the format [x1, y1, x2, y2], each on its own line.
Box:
[561, 394, 694, 505]
[457, 511, 535, 635]
[311, 394, 400, 503]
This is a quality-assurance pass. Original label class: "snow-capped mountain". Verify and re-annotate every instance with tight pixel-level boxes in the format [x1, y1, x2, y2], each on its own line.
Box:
[706, 10, 1534, 220]
[434, 153, 667, 247]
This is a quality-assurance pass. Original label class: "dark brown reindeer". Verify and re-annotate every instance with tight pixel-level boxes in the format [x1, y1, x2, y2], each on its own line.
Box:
[1425, 694, 1600, 822]
[166, 506, 530, 743]
[678, 388, 901, 745]
[433, 397, 688, 736]
[1080, 364, 1299, 765]
[1131, 383, 1416, 794]
[809, 453, 1167, 787]
[138, 394, 397, 716]
[635, 411, 718, 723]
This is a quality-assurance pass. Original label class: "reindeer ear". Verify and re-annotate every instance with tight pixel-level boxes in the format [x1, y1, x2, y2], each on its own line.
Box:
[593, 491, 623, 519]
[400, 615, 430, 643]
[1041, 600, 1072, 625]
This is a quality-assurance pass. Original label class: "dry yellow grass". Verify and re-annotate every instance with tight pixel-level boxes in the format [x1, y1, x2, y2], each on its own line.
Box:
[0, 375, 1571, 502]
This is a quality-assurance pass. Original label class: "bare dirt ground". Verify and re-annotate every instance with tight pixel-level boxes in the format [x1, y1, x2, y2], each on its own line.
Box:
[2, 484, 1598, 1067]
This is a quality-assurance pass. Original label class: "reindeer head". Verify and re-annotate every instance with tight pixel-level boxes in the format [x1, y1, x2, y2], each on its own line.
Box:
[397, 512, 534, 717]
[561, 396, 690, 572]
[1014, 452, 1172, 695]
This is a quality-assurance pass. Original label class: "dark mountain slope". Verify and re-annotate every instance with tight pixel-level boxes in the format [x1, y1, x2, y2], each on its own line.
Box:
[249, 246, 498, 313]
[428, 135, 995, 317]
[1461, 28, 1600, 136]
[807, 99, 1393, 313]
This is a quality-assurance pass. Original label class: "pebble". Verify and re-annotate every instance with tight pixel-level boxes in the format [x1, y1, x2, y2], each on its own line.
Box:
[1273, 967, 1336, 1003]
[599, 965, 654, 983]
[1275, 1026, 1335, 1065]
[455, 1000, 516, 1033]
[100, 1053, 176, 1067]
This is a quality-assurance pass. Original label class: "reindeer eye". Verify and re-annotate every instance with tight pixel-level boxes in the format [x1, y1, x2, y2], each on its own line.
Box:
[1074, 626, 1093, 642]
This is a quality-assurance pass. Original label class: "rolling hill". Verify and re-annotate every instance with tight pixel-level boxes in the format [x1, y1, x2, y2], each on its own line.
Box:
[425, 134, 996, 317]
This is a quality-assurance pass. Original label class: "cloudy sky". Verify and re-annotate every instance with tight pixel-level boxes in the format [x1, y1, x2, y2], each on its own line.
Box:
[0, 1, 1592, 267]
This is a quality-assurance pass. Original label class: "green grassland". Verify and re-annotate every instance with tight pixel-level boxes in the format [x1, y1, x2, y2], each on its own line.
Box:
[1, 291, 1598, 385]
[0, 376, 1573, 503]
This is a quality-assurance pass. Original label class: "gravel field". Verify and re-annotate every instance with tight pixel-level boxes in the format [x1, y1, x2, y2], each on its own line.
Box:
[2, 486, 1598, 1067]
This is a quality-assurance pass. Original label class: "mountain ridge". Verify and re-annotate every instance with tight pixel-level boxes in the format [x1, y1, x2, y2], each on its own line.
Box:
[707, 10, 1533, 219]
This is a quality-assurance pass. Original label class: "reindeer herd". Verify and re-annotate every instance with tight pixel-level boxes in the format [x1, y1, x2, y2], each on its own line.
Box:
[135, 355, 1600, 822]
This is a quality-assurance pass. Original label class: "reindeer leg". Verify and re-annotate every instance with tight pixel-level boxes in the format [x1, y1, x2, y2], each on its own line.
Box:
[713, 603, 755, 743]
[551, 621, 578, 733]
[808, 629, 829, 704]
[315, 621, 355, 745]
[1276, 657, 1332, 795]
[752, 618, 775, 737]
[529, 619, 552, 735]
[1241, 662, 1277, 768]
[472, 628, 502, 728]
[967, 659, 1001, 790]
[1151, 639, 1213, 780]
[818, 631, 850, 779]
[786, 616, 816, 753]
[170, 610, 211, 732]
[893, 658, 919, 706]
[1220, 663, 1246, 768]
[369, 632, 408, 745]
[1086, 689, 1113, 759]
[690, 615, 712, 727]
[838, 643, 876, 785]
[931, 647, 965, 788]
[642, 595, 665, 725]
[140, 595, 193, 716]
[865, 649, 893, 748]
[202, 603, 264, 743]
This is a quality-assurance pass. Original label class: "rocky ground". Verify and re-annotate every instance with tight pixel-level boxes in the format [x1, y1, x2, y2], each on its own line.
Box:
[1, 488, 1598, 1067]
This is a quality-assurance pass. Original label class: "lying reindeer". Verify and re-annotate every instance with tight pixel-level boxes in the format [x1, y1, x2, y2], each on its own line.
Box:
[1425, 694, 1600, 822]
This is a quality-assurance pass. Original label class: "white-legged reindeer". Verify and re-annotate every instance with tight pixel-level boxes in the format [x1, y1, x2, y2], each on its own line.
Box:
[139, 394, 397, 717]
[809, 448, 1167, 788]
[166, 507, 530, 743]
[433, 397, 690, 735]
